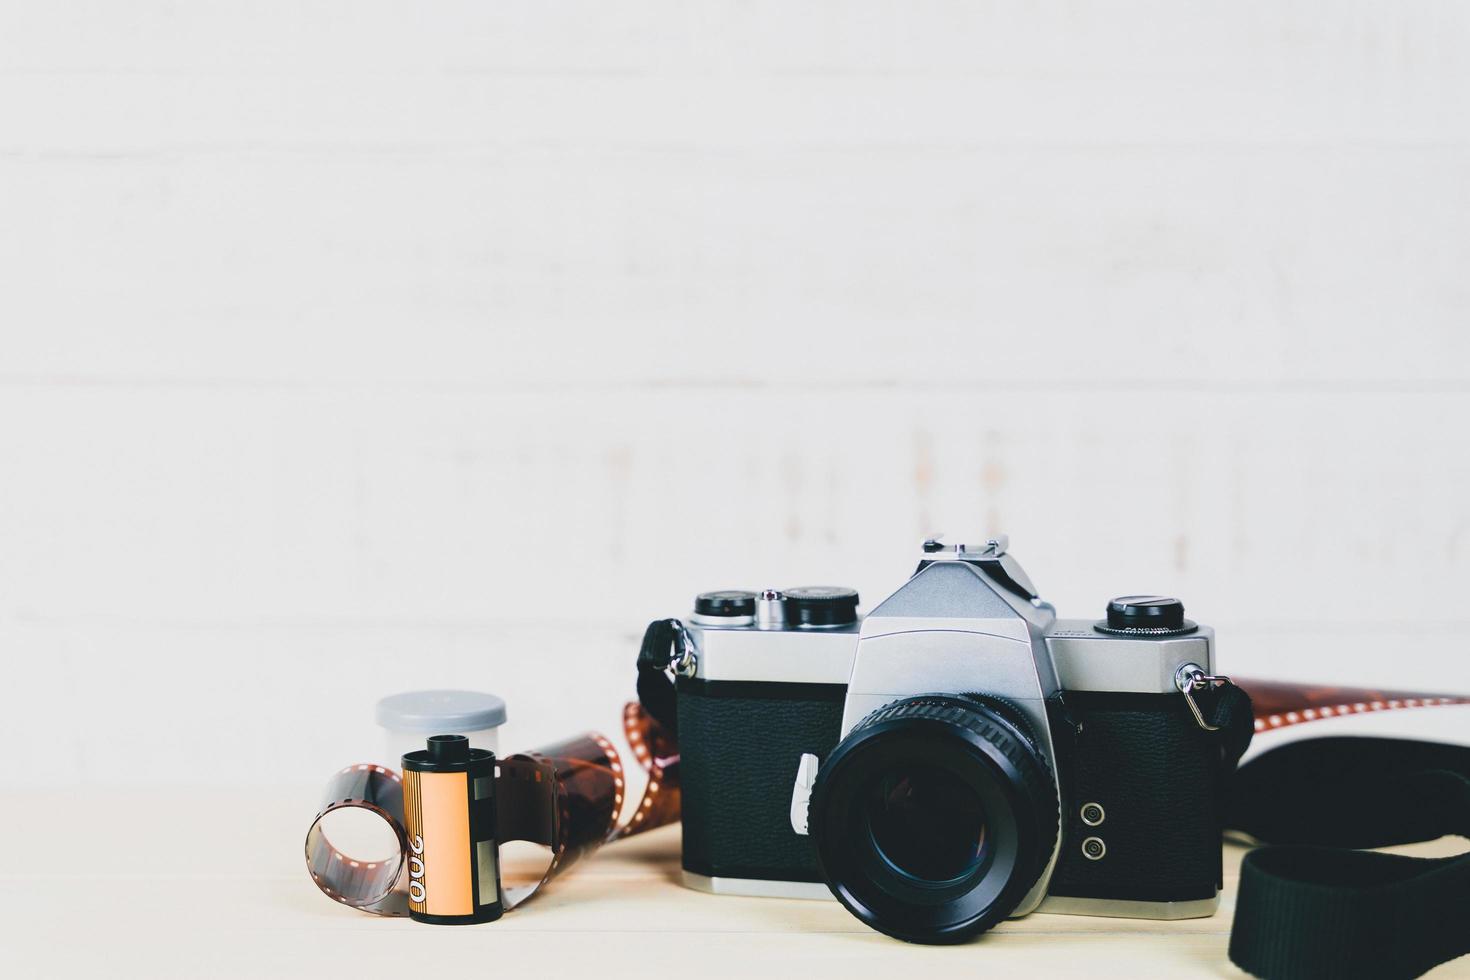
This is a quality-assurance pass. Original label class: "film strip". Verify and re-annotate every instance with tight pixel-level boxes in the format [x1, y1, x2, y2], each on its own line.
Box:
[1240, 678, 1470, 734]
[613, 700, 681, 839]
[304, 702, 679, 917]
[305, 763, 410, 915]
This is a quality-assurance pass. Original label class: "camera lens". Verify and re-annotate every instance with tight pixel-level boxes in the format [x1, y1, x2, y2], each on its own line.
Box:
[807, 694, 1058, 945]
[866, 765, 990, 883]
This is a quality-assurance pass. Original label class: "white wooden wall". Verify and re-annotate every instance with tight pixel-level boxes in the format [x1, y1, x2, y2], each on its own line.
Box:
[2, 1, 1468, 786]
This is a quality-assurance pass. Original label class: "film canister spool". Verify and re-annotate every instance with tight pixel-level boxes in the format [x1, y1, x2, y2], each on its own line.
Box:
[402, 734, 503, 924]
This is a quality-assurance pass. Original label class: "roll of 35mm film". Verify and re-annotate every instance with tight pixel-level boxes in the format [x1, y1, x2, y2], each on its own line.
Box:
[305, 701, 680, 920]
[402, 735, 503, 925]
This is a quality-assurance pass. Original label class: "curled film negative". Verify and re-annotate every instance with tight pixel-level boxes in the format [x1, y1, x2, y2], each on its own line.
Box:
[305, 762, 410, 915]
[305, 701, 679, 916]
[1240, 678, 1470, 736]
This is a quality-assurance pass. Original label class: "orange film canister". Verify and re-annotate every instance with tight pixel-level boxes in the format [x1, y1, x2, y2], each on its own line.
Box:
[402, 735, 503, 924]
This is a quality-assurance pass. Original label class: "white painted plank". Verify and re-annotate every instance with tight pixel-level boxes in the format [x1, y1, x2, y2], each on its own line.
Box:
[2, 149, 1468, 385]
[1, 3, 1466, 107]
[2, 387, 1466, 628]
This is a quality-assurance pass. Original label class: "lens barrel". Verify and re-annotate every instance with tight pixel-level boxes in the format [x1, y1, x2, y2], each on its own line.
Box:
[807, 694, 1058, 944]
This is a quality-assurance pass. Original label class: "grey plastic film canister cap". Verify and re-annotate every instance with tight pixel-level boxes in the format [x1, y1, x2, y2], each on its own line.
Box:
[375, 689, 508, 733]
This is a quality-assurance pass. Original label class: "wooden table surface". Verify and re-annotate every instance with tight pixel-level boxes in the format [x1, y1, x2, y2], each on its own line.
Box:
[3, 789, 1464, 978]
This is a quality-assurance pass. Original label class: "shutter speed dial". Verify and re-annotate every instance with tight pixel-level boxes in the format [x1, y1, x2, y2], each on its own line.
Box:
[784, 586, 860, 628]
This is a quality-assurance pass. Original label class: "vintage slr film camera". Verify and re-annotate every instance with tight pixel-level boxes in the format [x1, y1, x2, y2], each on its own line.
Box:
[670, 536, 1234, 943]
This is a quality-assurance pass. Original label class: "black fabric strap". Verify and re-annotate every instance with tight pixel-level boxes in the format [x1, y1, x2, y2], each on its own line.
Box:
[636, 619, 683, 737]
[1227, 738, 1470, 980]
[1205, 680, 1258, 767]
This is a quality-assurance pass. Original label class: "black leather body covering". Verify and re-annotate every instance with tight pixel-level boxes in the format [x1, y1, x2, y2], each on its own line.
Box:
[677, 677, 846, 882]
[1047, 692, 1223, 903]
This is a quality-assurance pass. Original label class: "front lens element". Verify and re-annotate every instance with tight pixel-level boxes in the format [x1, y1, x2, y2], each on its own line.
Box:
[866, 765, 989, 884]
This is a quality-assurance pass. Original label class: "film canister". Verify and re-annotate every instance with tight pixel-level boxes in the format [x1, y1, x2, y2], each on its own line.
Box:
[401, 734, 503, 924]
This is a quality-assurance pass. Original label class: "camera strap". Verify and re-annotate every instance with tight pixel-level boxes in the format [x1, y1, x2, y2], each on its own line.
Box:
[1169, 679, 1469, 979]
[1225, 736, 1470, 980]
[637, 618, 693, 737]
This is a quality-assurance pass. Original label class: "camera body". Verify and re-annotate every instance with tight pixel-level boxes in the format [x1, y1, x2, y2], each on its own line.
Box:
[674, 537, 1227, 942]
